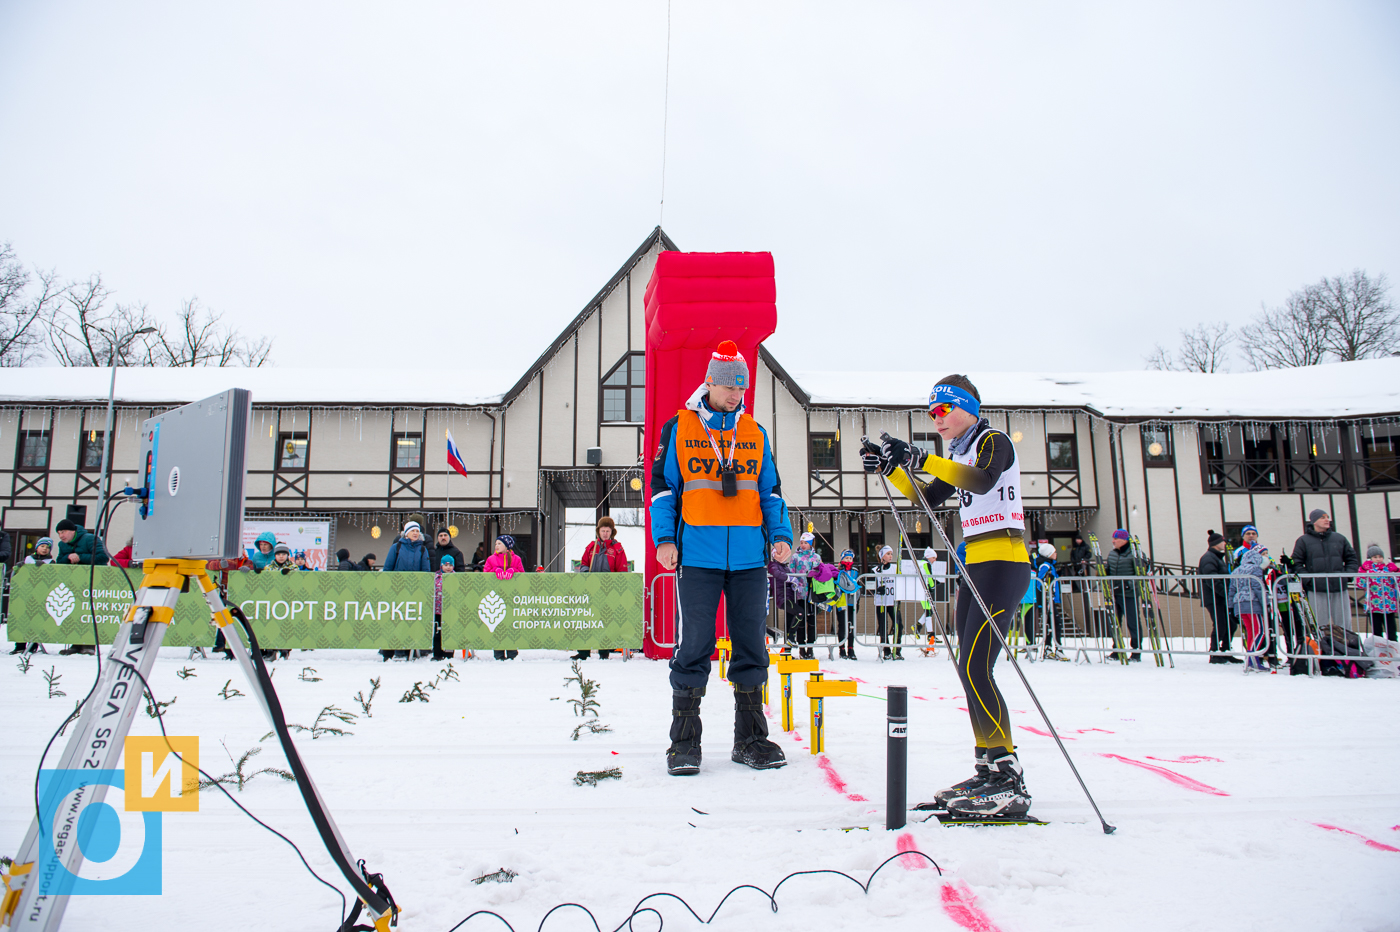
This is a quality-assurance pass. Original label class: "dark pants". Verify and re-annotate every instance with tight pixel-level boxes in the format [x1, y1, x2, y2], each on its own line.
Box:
[1111, 591, 1142, 650]
[1204, 603, 1232, 653]
[1371, 612, 1397, 641]
[1034, 601, 1065, 647]
[493, 649, 518, 660]
[835, 604, 856, 647]
[671, 565, 769, 689]
[875, 604, 902, 652]
[954, 560, 1031, 754]
[784, 598, 814, 646]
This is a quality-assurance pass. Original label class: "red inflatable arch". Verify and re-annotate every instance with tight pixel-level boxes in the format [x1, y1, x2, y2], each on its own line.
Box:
[642, 251, 777, 659]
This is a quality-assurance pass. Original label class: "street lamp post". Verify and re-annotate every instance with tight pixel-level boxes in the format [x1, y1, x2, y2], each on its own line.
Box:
[95, 328, 156, 531]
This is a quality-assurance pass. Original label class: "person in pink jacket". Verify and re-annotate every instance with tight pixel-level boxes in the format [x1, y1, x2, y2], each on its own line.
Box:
[484, 535, 524, 579]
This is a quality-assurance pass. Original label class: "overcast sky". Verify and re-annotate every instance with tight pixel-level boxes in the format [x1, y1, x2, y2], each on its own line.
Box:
[2, 2, 1397, 378]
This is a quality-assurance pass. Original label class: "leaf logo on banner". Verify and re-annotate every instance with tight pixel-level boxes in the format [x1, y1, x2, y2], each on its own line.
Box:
[478, 590, 507, 633]
[46, 584, 76, 626]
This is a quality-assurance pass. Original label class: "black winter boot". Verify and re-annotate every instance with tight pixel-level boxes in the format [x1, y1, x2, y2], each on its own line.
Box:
[667, 686, 704, 776]
[731, 683, 787, 770]
[919, 747, 990, 810]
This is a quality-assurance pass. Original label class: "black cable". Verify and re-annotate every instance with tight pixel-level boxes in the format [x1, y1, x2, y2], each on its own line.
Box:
[443, 852, 943, 932]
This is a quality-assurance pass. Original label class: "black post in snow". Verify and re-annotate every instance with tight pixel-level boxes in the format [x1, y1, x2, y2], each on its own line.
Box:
[887, 685, 907, 830]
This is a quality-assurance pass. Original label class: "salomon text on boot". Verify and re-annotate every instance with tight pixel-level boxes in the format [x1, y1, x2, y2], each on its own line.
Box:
[666, 686, 704, 776]
[915, 747, 990, 810]
[730, 683, 786, 770]
[944, 749, 1031, 820]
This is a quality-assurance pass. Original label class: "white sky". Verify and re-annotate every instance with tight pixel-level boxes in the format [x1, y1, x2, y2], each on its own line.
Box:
[1, 2, 1397, 375]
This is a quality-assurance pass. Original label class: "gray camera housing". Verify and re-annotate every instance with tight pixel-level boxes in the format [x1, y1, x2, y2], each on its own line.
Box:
[132, 388, 251, 561]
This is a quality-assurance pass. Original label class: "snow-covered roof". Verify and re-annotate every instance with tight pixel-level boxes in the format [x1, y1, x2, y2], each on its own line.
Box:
[789, 358, 1400, 420]
[0, 367, 517, 408]
[1, 358, 1395, 421]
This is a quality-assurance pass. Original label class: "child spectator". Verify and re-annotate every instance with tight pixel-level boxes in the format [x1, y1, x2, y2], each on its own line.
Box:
[432, 554, 455, 660]
[9, 537, 56, 654]
[834, 549, 859, 660]
[1230, 546, 1270, 672]
[1357, 544, 1399, 641]
[486, 535, 523, 660]
[1034, 542, 1066, 659]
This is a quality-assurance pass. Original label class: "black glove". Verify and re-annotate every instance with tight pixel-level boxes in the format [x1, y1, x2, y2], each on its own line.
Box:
[861, 439, 884, 474]
[879, 436, 925, 477]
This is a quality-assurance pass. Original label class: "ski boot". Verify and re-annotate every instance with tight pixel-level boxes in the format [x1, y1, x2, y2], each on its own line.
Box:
[915, 747, 990, 810]
[667, 686, 704, 776]
[731, 683, 786, 770]
[944, 749, 1031, 821]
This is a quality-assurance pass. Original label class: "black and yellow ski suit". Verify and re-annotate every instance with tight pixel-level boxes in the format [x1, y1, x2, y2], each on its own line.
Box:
[889, 423, 1030, 757]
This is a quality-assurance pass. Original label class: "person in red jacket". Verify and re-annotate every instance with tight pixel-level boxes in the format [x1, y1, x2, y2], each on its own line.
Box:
[111, 539, 134, 568]
[574, 515, 628, 660]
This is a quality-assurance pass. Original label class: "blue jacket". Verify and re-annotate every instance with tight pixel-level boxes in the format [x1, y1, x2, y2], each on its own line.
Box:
[382, 536, 432, 572]
[650, 395, 791, 571]
[1229, 547, 1268, 615]
[1036, 558, 1061, 604]
[246, 531, 278, 570]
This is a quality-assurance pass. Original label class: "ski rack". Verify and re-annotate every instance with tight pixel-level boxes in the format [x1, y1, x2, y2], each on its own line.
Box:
[1, 559, 398, 932]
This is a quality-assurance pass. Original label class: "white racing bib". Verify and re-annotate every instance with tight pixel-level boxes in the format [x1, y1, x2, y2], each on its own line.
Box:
[953, 425, 1024, 535]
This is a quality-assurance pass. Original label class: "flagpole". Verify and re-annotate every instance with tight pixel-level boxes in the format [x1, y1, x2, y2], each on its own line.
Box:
[445, 427, 451, 535]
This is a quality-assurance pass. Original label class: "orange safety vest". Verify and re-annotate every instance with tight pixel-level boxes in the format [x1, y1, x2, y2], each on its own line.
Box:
[675, 409, 765, 527]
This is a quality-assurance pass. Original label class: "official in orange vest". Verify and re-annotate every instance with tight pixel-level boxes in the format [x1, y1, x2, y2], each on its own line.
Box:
[651, 340, 793, 776]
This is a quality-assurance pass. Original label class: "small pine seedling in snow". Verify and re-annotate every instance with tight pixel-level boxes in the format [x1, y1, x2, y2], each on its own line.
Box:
[57, 699, 82, 736]
[198, 743, 293, 792]
[298, 667, 322, 682]
[563, 660, 601, 718]
[44, 666, 65, 699]
[400, 682, 431, 703]
[16, 652, 33, 674]
[218, 679, 245, 700]
[571, 721, 613, 741]
[355, 676, 381, 718]
[175, 666, 197, 680]
[573, 767, 622, 787]
[471, 868, 517, 885]
[143, 691, 176, 719]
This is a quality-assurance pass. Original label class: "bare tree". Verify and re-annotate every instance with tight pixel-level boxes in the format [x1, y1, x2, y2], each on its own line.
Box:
[1144, 322, 1234, 372]
[1238, 288, 1332, 371]
[1314, 270, 1397, 361]
[46, 275, 162, 366]
[149, 298, 275, 368]
[0, 243, 65, 366]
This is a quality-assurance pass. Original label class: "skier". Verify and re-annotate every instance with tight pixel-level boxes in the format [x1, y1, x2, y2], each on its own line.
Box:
[863, 374, 1033, 821]
[651, 340, 793, 776]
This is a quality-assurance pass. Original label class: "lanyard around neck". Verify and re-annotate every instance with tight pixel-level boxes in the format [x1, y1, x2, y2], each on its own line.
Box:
[701, 414, 736, 469]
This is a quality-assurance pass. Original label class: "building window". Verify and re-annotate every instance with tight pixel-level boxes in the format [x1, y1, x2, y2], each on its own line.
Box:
[392, 432, 423, 470]
[1047, 434, 1077, 471]
[1281, 424, 1345, 491]
[1141, 426, 1173, 467]
[18, 431, 49, 469]
[1361, 428, 1399, 488]
[601, 353, 645, 423]
[810, 433, 839, 470]
[910, 432, 944, 458]
[277, 432, 309, 470]
[78, 431, 105, 471]
[1203, 424, 1281, 491]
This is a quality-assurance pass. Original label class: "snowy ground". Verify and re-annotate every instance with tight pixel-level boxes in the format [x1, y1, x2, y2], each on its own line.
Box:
[4, 644, 1398, 932]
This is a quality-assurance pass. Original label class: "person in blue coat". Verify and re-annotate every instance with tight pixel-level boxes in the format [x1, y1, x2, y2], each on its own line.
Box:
[382, 521, 432, 572]
[651, 340, 793, 776]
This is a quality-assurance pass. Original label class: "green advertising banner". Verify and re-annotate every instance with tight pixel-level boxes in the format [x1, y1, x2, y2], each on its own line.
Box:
[439, 572, 642, 650]
[6, 564, 216, 646]
[225, 571, 434, 649]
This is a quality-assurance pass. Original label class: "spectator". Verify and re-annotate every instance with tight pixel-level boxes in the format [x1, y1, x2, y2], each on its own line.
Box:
[383, 521, 432, 572]
[767, 558, 792, 643]
[247, 532, 277, 570]
[1231, 524, 1260, 569]
[1229, 545, 1270, 672]
[1357, 544, 1399, 642]
[1103, 529, 1141, 661]
[1199, 530, 1239, 664]
[292, 550, 312, 571]
[336, 548, 358, 571]
[874, 544, 903, 660]
[263, 542, 296, 575]
[359, 553, 377, 571]
[486, 535, 523, 660]
[786, 532, 820, 659]
[1068, 532, 1093, 630]
[573, 516, 627, 660]
[471, 542, 487, 569]
[1289, 509, 1360, 628]
[431, 528, 466, 572]
[431, 554, 455, 660]
[10, 537, 54, 654]
[111, 539, 133, 568]
[834, 549, 859, 660]
[56, 519, 108, 566]
[1033, 542, 1066, 659]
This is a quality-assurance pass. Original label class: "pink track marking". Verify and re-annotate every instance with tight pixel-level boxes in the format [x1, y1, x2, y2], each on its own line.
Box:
[1146, 755, 1222, 763]
[913, 695, 929, 701]
[1313, 823, 1400, 853]
[1099, 754, 1229, 796]
[939, 879, 1004, 932]
[895, 832, 929, 870]
[1076, 728, 1116, 734]
[1019, 725, 1076, 740]
[816, 755, 868, 802]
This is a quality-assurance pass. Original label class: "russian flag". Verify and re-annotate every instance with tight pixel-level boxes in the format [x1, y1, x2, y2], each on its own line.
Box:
[446, 430, 469, 479]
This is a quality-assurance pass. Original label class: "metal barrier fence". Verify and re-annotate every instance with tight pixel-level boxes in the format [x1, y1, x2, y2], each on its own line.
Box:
[644, 566, 1400, 674]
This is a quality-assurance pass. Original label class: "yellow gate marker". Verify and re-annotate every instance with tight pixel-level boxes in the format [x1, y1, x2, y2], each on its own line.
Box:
[772, 652, 819, 732]
[805, 672, 856, 754]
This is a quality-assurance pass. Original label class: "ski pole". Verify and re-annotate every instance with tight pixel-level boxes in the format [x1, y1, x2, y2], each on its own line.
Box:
[874, 433, 1117, 835]
[871, 464, 955, 659]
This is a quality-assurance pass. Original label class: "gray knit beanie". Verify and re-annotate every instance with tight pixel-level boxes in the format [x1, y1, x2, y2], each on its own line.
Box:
[705, 340, 748, 389]
[1367, 543, 1384, 559]
[1307, 508, 1328, 525]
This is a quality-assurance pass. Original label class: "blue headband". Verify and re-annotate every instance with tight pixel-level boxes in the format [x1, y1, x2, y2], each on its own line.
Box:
[929, 383, 981, 418]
